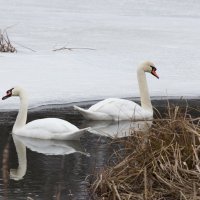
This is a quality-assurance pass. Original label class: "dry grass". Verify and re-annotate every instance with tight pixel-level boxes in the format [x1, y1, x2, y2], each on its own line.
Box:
[91, 105, 200, 200]
[0, 29, 16, 53]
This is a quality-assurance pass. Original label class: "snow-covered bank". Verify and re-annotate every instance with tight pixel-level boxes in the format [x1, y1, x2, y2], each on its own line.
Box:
[0, 0, 200, 109]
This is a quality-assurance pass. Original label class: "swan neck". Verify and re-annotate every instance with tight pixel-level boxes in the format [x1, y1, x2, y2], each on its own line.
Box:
[13, 91, 28, 132]
[137, 67, 152, 111]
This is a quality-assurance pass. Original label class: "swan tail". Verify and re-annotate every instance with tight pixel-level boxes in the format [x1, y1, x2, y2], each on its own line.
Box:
[74, 105, 111, 120]
[57, 128, 89, 140]
[74, 105, 95, 119]
[73, 105, 86, 112]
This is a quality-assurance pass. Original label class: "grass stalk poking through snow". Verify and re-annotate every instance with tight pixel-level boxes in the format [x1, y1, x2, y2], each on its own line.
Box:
[0, 29, 16, 53]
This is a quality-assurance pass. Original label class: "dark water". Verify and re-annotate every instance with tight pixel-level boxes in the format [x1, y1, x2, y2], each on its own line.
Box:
[0, 98, 199, 200]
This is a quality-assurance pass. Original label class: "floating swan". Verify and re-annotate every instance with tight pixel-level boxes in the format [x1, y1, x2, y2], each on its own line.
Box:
[74, 61, 159, 121]
[2, 86, 87, 140]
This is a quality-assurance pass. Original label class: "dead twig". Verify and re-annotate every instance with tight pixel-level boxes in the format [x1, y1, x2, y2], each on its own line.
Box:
[13, 42, 36, 52]
[53, 47, 96, 52]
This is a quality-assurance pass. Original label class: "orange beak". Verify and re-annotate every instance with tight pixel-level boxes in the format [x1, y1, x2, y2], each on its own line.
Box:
[151, 70, 159, 79]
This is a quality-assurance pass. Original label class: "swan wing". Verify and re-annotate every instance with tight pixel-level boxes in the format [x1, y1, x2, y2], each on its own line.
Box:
[89, 98, 152, 120]
[88, 98, 122, 111]
[24, 118, 78, 132]
[74, 105, 113, 120]
[49, 128, 88, 140]
[14, 118, 87, 140]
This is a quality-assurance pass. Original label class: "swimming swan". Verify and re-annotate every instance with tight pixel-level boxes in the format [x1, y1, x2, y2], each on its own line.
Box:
[2, 86, 87, 140]
[74, 61, 159, 121]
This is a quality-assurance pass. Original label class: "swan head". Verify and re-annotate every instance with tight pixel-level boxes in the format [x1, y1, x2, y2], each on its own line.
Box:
[2, 86, 24, 100]
[140, 61, 159, 79]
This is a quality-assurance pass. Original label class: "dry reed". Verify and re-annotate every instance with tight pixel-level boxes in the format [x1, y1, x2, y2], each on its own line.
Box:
[91, 105, 200, 200]
[0, 29, 16, 53]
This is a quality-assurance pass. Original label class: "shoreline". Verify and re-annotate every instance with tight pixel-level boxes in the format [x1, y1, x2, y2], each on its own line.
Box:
[0, 97, 199, 127]
[0, 96, 199, 112]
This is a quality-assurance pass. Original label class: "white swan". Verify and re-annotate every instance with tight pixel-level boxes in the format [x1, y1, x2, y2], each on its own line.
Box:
[2, 86, 87, 140]
[74, 61, 159, 121]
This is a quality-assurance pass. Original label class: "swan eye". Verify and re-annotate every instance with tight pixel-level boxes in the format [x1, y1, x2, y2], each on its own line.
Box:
[6, 88, 14, 95]
[150, 66, 156, 71]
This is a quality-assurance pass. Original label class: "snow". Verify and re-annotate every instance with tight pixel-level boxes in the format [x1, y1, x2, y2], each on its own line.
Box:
[0, 0, 200, 109]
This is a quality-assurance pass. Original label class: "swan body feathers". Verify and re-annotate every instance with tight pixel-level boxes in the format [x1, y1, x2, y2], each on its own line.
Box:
[14, 118, 87, 140]
[74, 98, 152, 121]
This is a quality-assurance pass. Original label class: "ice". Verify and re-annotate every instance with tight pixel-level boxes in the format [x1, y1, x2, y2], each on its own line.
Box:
[0, 0, 200, 109]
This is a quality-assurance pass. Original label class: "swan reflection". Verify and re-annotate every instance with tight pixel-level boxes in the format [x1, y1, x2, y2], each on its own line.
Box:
[87, 120, 152, 138]
[10, 135, 27, 181]
[10, 134, 89, 181]
[16, 135, 89, 156]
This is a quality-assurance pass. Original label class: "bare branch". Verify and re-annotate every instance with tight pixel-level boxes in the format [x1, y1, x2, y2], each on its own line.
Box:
[53, 46, 96, 52]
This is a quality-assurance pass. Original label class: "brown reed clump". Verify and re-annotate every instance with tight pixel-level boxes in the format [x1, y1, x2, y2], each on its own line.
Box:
[91, 105, 200, 200]
[0, 29, 16, 53]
